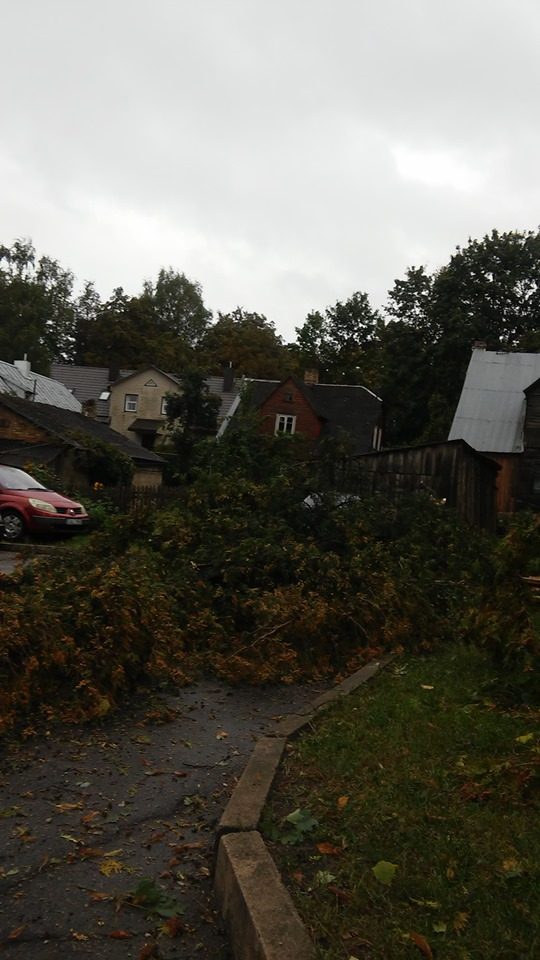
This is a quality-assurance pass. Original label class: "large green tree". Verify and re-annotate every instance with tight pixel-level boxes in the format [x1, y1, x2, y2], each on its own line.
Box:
[74, 269, 212, 372]
[294, 291, 382, 385]
[380, 230, 540, 443]
[198, 308, 293, 378]
[0, 239, 76, 369]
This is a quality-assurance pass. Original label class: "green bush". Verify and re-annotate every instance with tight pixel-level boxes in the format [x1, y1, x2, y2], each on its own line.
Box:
[0, 441, 537, 733]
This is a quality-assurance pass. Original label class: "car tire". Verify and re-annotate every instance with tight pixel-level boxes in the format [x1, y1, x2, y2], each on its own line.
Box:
[2, 509, 26, 542]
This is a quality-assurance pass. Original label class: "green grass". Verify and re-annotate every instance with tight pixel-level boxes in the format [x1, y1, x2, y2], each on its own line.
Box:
[262, 644, 540, 960]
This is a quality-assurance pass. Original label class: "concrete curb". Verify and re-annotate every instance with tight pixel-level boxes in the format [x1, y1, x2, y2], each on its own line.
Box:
[214, 654, 394, 960]
[215, 832, 314, 960]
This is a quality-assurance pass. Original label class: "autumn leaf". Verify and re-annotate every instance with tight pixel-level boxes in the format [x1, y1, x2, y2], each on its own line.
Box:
[453, 910, 470, 932]
[327, 884, 353, 903]
[515, 733, 534, 744]
[108, 930, 132, 939]
[337, 796, 349, 809]
[72, 932, 89, 941]
[139, 944, 159, 960]
[81, 811, 100, 825]
[99, 858, 124, 876]
[500, 858, 524, 877]
[216, 730, 229, 740]
[89, 891, 112, 902]
[13, 825, 33, 841]
[7, 925, 26, 940]
[317, 841, 341, 856]
[160, 916, 185, 937]
[55, 802, 83, 813]
[0, 806, 22, 818]
[409, 931, 433, 958]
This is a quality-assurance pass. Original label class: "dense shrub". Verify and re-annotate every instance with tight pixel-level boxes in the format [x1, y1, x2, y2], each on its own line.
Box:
[0, 450, 537, 733]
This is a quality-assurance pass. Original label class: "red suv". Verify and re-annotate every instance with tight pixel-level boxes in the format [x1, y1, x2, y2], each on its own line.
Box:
[0, 465, 89, 541]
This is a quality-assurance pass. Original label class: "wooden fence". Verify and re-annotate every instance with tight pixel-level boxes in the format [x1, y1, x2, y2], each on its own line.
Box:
[81, 484, 183, 516]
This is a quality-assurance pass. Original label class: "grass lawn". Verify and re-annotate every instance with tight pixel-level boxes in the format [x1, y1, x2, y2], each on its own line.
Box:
[262, 643, 540, 960]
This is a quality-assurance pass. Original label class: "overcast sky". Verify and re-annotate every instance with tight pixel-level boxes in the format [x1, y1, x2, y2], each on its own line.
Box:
[2, 0, 540, 341]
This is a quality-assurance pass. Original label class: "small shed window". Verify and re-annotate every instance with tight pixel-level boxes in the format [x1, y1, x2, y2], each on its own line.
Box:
[124, 393, 138, 413]
[275, 414, 296, 435]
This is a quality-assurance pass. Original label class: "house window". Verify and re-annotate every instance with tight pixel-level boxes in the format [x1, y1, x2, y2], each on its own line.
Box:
[161, 396, 169, 416]
[124, 394, 138, 413]
[275, 414, 296, 435]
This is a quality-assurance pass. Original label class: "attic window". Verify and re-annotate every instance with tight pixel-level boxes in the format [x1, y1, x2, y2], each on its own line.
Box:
[144, 378, 158, 387]
[284, 392, 294, 402]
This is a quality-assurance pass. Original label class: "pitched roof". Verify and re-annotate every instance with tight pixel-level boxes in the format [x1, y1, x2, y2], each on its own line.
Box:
[50, 364, 134, 420]
[448, 348, 540, 453]
[0, 360, 82, 411]
[111, 366, 181, 388]
[245, 376, 382, 449]
[0, 394, 164, 465]
[50, 364, 241, 425]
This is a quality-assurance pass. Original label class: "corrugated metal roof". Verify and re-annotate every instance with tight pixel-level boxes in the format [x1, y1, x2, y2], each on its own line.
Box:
[0, 361, 82, 411]
[448, 349, 540, 453]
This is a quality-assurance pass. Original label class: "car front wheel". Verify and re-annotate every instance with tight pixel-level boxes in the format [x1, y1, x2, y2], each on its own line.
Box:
[2, 510, 26, 542]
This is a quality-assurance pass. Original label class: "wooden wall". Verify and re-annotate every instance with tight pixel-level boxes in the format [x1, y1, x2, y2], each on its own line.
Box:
[349, 440, 499, 530]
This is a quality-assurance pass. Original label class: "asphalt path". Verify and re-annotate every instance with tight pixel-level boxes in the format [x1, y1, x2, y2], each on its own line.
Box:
[0, 678, 326, 959]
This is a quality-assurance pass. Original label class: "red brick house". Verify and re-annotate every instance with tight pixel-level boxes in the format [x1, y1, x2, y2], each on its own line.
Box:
[220, 372, 383, 453]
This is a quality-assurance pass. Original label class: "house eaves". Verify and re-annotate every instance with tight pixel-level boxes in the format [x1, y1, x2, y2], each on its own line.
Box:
[0, 395, 164, 464]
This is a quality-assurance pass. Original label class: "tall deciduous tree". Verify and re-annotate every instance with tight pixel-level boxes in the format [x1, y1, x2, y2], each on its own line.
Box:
[199, 308, 293, 378]
[0, 239, 76, 369]
[381, 230, 540, 443]
[295, 292, 381, 385]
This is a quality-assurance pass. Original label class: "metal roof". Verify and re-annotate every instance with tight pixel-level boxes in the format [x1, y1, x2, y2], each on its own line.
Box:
[448, 349, 540, 453]
[0, 360, 82, 411]
[50, 364, 134, 420]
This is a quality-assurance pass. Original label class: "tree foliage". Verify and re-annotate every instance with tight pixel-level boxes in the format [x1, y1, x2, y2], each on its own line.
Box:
[164, 370, 220, 477]
[0, 239, 76, 370]
[295, 292, 382, 385]
[198, 308, 293, 378]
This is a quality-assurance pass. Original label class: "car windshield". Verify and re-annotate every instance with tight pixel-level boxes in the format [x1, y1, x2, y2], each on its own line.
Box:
[0, 466, 46, 491]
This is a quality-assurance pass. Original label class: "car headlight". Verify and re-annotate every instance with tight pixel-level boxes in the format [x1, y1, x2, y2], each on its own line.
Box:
[28, 499, 58, 514]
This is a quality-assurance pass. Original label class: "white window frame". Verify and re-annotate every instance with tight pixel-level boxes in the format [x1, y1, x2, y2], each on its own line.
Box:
[275, 413, 296, 435]
[160, 396, 169, 416]
[124, 393, 138, 413]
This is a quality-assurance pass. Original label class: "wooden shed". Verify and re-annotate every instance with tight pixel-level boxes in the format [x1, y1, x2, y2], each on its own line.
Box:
[349, 439, 499, 531]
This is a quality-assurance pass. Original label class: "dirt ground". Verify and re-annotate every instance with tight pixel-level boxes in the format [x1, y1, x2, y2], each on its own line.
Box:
[0, 678, 326, 959]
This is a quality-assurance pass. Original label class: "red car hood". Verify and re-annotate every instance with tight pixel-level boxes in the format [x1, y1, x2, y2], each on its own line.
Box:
[11, 490, 86, 511]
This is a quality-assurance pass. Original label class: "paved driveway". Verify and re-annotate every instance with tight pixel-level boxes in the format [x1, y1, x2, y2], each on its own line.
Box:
[0, 678, 326, 959]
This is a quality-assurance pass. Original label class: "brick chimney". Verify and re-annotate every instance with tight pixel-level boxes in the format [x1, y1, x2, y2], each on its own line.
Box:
[304, 369, 319, 386]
